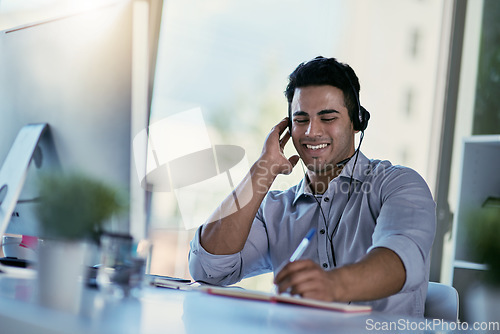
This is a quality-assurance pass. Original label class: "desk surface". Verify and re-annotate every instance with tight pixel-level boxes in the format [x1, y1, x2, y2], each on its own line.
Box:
[0, 275, 456, 334]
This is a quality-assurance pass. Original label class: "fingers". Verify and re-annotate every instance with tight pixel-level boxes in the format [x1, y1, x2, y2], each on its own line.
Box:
[269, 117, 289, 138]
[265, 118, 290, 150]
[278, 120, 299, 175]
[279, 154, 299, 176]
[274, 260, 335, 301]
[288, 155, 300, 169]
[279, 129, 291, 150]
[277, 117, 291, 134]
[288, 272, 325, 299]
[260, 118, 298, 176]
[274, 260, 316, 293]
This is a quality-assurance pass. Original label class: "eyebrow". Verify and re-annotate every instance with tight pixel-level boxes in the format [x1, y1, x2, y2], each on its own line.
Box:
[292, 109, 340, 117]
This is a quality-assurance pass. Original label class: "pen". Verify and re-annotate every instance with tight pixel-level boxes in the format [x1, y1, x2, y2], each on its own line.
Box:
[289, 228, 316, 262]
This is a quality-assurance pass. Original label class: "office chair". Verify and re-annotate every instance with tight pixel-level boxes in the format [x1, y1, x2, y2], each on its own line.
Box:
[424, 282, 459, 321]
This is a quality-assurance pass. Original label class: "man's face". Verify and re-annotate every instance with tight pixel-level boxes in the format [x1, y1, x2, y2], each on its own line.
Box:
[291, 85, 357, 175]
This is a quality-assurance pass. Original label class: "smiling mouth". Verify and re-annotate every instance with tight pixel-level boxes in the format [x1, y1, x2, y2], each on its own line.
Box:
[305, 143, 329, 150]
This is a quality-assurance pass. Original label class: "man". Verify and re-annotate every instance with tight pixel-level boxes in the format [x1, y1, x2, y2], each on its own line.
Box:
[189, 56, 436, 317]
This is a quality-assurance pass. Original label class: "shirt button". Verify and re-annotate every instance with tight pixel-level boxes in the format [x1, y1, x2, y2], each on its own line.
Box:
[320, 229, 325, 234]
[323, 197, 330, 202]
[322, 263, 328, 268]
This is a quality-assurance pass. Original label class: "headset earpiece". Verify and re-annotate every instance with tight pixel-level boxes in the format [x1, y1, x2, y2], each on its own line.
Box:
[355, 106, 370, 132]
[338, 64, 370, 132]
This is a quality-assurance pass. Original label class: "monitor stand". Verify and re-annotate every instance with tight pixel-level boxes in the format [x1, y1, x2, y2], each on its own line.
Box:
[0, 123, 50, 277]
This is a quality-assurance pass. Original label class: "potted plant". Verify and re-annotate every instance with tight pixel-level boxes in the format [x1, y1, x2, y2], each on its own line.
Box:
[36, 172, 125, 242]
[465, 204, 500, 322]
[35, 172, 125, 313]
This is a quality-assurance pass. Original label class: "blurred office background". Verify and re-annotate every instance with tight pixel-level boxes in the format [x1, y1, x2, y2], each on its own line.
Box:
[145, 0, 449, 290]
[1, 0, 499, 316]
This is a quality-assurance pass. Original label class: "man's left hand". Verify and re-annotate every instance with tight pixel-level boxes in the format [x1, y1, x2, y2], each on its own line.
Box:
[273, 248, 406, 303]
[273, 260, 343, 302]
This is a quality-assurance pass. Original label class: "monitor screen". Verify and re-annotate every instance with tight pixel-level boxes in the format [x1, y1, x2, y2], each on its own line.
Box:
[0, 0, 160, 244]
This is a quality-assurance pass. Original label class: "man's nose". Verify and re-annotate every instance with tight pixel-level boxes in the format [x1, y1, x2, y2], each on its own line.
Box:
[305, 119, 323, 137]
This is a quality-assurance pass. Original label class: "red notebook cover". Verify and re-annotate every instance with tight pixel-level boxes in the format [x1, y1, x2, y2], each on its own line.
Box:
[204, 286, 372, 313]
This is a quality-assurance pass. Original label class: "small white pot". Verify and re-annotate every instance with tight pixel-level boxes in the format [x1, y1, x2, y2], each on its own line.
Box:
[37, 239, 89, 314]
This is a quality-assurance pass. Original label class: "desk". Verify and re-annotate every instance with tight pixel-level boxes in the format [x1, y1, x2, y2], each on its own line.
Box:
[0, 275, 456, 334]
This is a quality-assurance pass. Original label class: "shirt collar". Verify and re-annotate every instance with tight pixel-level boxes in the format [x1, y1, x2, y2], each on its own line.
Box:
[292, 151, 371, 205]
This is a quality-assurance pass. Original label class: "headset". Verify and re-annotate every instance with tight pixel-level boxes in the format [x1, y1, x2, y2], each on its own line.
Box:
[287, 59, 370, 267]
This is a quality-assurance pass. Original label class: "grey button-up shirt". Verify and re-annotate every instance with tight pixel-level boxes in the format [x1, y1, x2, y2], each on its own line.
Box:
[189, 152, 436, 317]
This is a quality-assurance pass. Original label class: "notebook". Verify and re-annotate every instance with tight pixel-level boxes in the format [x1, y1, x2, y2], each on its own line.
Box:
[202, 286, 372, 313]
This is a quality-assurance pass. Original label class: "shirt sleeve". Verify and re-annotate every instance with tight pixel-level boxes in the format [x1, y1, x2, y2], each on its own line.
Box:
[188, 210, 272, 286]
[368, 167, 436, 293]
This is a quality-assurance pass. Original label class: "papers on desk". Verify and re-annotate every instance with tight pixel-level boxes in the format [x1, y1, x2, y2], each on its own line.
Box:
[203, 286, 372, 313]
[149, 275, 197, 290]
[149, 275, 371, 313]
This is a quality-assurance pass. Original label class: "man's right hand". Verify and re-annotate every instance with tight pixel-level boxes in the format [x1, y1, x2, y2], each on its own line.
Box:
[200, 118, 299, 255]
[258, 117, 300, 178]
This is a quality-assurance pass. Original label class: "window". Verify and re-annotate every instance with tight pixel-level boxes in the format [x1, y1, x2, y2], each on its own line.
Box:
[148, 0, 450, 290]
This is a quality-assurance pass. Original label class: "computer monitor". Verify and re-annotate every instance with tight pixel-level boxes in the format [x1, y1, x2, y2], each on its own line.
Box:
[0, 0, 162, 254]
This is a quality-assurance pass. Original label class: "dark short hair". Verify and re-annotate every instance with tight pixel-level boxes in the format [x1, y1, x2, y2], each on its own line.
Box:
[285, 56, 361, 124]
